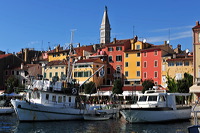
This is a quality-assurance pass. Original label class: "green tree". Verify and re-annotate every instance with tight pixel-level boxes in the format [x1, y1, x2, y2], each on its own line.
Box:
[177, 73, 193, 93]
[52, 76, 59, 82]
[5, 76, 18, 94]
[84, 81, 96, 94]
[142, 79, 155, 93]
[112, 79, 123, 94]
[166, 74, 177, 93]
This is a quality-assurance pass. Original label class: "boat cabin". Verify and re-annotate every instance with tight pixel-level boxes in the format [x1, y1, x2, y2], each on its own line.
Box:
[132, 89, 191, 109]
[26, 90, 77, 108]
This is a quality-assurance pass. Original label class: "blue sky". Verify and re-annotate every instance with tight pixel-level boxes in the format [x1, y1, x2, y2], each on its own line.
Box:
[0, 0, 199, 53]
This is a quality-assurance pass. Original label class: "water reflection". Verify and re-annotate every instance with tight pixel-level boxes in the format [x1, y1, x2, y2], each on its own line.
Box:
[0, 114, 196, 133]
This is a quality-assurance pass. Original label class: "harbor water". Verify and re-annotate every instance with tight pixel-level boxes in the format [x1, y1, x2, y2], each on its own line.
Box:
[0, 114, 196, 133]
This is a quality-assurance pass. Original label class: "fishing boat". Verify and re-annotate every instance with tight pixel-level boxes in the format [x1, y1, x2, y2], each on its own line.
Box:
[120, 86, 192, 123]
[11, 79, 85, 121]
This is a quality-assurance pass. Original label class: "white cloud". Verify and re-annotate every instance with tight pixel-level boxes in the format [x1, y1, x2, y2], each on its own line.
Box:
[147, 30, 192, 43]
[150, 25, 193, 33]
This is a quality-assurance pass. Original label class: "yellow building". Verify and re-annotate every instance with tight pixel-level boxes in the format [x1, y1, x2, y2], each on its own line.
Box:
[124, 38, 152, 85]
[48, 44, 95, 62]
[43, 60, 67, 81]
[165, 54, 193, 82]
[73, 58, 106, 87]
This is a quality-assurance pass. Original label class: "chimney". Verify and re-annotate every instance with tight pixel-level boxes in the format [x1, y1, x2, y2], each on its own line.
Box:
[77, 43, 80, 47]
[196, 21, 199, 26]
[113, 38, 117, 44]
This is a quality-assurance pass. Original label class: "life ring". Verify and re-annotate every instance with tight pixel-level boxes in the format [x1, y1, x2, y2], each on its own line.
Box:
[72, 88, 77, 95]
[33, 88, 38, 91]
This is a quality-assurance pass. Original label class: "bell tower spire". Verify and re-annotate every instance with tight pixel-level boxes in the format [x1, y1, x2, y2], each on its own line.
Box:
[100, 6, 111, 44]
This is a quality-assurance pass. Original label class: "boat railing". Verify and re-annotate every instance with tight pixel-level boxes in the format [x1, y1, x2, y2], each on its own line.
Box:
[192, 98, 200, 125]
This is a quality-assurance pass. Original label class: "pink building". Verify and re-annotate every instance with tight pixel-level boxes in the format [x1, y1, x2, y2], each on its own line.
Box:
[141, 43, 174, 85]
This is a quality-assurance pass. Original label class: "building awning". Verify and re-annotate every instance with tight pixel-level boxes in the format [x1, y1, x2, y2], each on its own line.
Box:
[189, 84, 200, 93]
[124, 79, 140, 81]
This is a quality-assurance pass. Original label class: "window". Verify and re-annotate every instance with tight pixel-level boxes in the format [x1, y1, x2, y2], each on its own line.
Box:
[136, 71, 140, 77]
[61, 72, 64, 77]
[50, 72, 52, 78]
[125, 71, 128, 77]
[144, 52, 147, 57]
[199, 32, 200, 43]
[136, 45, 140, 50]
[108, 56, 113, 62]
[154, 71, 158, 78]
[159, 96, 166, 102]
[125, 62, 128, 67]
[168, 62, 174, 66]
[58, 96, 62, 103]
[52, 95, 56, 102]
[107, 68, 111, 74]
[154, 60, 158, 67]
[148, 96, 157, 101]
[116, 46, 122, 51]
[184, 61, 189, 66]
[108, 47, 113, 51]
[176, 73, 182, 80]
[137, 53, 140, 57]
[44, 72, 46, 78]
[139, 96, 147, 101]
[46, 94, 49, 100]
[69, 97, 71, 102]
[176, 61, 183, 66]
[125, 53, 129, 57]
[116, 66, 121, 73]
[144, 72, 147, 78]
[144, 61, 147, 68]
[63, 96, 66, 102]
[137, 61, 140, 67]
[55, 67, 58, 69]
[55, 72, 58, 76]
[116, 55, 122, 62]
[154, 50, 158, 56]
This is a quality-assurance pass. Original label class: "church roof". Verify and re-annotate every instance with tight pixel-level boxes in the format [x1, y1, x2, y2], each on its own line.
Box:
[101, 6, 110, 26]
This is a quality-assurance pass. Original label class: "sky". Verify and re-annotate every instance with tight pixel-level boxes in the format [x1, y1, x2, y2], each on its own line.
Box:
[0, 0, 199, 53]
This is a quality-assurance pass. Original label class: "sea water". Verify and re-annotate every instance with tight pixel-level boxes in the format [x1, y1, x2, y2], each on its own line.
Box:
[0, 114, 194, 133]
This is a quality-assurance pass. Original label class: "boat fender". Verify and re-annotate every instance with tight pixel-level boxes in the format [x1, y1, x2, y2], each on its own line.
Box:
[72, 88, 77, 95]
[17, 105, 21, 108]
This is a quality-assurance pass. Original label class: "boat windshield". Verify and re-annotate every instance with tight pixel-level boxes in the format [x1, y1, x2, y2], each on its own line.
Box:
[138, 96, 147, 101]
[148, 96, 157, 101]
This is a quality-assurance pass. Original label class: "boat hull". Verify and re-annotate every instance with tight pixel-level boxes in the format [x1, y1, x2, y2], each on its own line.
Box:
[120, 107, 191, 123]
[0, 107, 14, 114]
[11, 99, 84, 121]
[83, 115, 110, 121]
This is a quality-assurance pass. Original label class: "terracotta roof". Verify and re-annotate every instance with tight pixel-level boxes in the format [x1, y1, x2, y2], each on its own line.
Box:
[0, 54, 12, 59]
[47, 60, 67, 66]
[167, 57, 193, 61]
[75, 58, 104, 64]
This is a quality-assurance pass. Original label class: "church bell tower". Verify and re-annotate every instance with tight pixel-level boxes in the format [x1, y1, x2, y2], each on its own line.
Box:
[100, 6, 111, 44]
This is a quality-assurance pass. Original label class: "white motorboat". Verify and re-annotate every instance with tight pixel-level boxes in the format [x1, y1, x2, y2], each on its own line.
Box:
[11, 79, 84, 121]
[0, 107, 14, 114]
[120, 87, 192, 123]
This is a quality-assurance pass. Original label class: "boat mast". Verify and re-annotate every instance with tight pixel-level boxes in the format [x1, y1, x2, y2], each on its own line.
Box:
[66, 30, 75, 83]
